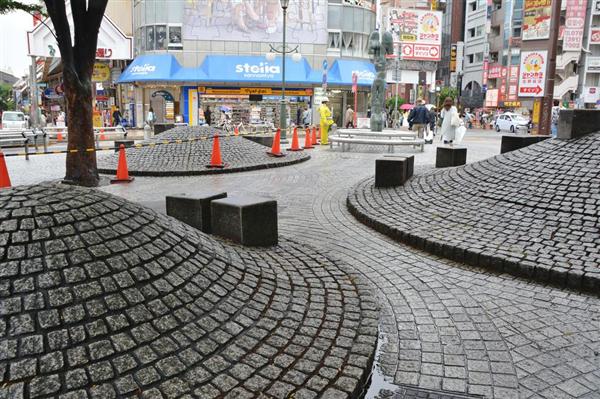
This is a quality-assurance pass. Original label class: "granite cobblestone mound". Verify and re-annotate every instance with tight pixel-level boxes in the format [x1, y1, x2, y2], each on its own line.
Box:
[348, 133, 600, 292]
[97, 126, 309, 176]
[0, 184, 378, 398]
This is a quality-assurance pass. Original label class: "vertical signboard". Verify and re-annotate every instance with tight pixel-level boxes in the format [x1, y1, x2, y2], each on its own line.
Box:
[518, 51, 547, 97]
[450, 44, 457, 72]
[508, 65, 520, 101]
[522, 0, 552, 40]
[387, 9, 443, 61]
[499, 66, 508, 101]
[563, 0, 587, 50]
[482, 59, 489, 92]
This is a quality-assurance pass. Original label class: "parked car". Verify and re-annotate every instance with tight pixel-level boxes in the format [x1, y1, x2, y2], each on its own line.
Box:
[494, 112, 529, 133]
[1, 111, 27, 130]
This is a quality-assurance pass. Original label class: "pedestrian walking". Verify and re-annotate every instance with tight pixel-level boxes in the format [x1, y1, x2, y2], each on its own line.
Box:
[345, 105, 355, 128]
[391, 108, 401, 129]
[146, 107, 156, 131]
[302, 105, 312, 128]
[205, 106, 212, 126]
[112, 106, 123, 126]
[439, 97, 461, 145]
[551, 101, 560, 138]
[319, 98, 334, 145]
[407, 99, 430, 139]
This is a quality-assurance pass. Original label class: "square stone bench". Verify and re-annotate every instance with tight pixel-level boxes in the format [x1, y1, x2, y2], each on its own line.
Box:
[211, 196, 278, 246]
[166, 192, 227, 233]
[375, 155, 414, 187]
[500, 135, 550, 154]
[384, 154, 414, 178]
[436, 146, 467, 168]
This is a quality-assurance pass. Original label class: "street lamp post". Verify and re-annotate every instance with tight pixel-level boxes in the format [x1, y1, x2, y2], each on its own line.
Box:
[267, 0, 301, 142]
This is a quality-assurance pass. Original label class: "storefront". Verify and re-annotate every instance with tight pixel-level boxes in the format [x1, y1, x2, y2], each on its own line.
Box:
[119, 54, 376, 128]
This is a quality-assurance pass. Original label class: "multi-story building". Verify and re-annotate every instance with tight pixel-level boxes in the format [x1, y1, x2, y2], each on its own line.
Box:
[437, 0, 465, 88]
[577, 0, 600, 108]
[460, 0, 487, 108]
[122, 0, 378, 127]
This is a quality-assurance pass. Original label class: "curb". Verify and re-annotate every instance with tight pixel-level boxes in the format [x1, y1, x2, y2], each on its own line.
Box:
[346, 178, 600, 297]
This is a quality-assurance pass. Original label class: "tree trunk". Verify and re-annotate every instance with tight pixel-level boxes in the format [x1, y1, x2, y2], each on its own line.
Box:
[63, 72, 99, 187]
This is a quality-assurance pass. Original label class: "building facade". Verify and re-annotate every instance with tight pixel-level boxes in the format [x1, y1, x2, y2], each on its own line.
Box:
[437, 0, 465, 88]
[128, 0, 377, 127]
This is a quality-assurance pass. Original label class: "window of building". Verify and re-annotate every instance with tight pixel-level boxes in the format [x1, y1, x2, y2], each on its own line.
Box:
[146, 25, 154, 51]
[155, 25, 167, 50]
[476, 25, 485, 37]
[468, 28, 476, 37]
[328, 31, 341, 50]
[475, 53, 484, 63]
[468, 54, 474, 63]
[168, 25, 182, 49]
[469, 1, 477, 11]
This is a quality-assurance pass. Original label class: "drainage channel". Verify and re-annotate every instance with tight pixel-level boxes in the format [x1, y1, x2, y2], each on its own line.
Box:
[361, 327, 484, 399]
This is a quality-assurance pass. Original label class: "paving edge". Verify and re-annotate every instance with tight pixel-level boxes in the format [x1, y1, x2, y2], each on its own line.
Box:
[97, 153, 310, 176]
[346, 177, 600, 297]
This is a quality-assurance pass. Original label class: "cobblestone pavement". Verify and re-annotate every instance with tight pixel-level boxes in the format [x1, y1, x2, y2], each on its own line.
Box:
[348, 133, 600, 292]
[0, 184, 379, 398]
[101, 136, 600, 399]
[96, 126, 309, 176]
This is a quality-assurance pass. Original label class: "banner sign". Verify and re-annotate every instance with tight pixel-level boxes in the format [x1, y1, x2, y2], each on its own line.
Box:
[482, 59, 489, 91]
[387, 8, 443, 61]
[450, 44, 457, 72]
[485, 89, 499, 108]
[499, 66, 508, 101]
[92, 63, 111, 82]
[523, 0, 551, 41]
[584, 87, 600, 103]
[508, 65, 520, 101]
[588, 57, 600, 72]
[595, 0, 600, 14]
[183, 0, 328, 44]
[488, 64, 502, 79]
[518, 51, 547, 97]
[563, 0, 586, 50]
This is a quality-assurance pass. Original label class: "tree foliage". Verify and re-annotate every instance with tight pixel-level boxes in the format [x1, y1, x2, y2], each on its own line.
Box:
[0, 84, 15, 112]
[439, 87, 458, 102]
[386, 95, 407, 110]
[0, 0, 43, 14]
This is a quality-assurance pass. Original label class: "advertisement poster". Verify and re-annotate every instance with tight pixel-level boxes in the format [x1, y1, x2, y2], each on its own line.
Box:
[563, 0, 586, 50]
[488, 64, 502, 79]
[387, 8, 443, 61]
[584, 87, 600, 103]
[595, 0, 600, 14]
[499, 66, 508, 101]
[183, 0, 328, 44]
[518, 51, 547, 97]
[522, 0, 551, 41]
[485, 89, 499, 108]
[591, 29, 600, 44]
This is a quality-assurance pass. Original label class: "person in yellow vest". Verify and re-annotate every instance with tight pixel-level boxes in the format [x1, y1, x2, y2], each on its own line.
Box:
[319, 97, 334, 145]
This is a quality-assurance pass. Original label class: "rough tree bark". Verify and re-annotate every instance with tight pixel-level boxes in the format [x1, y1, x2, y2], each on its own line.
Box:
[44, 0, 108, 187]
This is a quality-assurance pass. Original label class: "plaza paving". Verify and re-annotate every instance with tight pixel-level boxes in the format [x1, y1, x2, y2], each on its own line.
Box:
[97, 126, 309, 176]
[1, 130, 600, 398]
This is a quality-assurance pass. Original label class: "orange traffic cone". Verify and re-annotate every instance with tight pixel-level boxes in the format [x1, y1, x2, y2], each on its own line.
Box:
[311, 127, 317, 146]
[110, 144, 134, 183]
[206, 135, 225, 168]
[0, 151, 11, 189]
[57, 131, 63, 141]
[267, 129, 285, 157]
[99, 129, 106, 141]
[303, 128, 314, 149]
[234, 126, 239, 136]
[288, 127, 303, 151]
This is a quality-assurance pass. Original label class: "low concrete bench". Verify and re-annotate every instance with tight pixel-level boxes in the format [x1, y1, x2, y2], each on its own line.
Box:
[436, 146, 467, 168]
[500, 135, 550, 154]
[166, 192, 227, 233]
[329, 136, 425, 153]
[114, 140, 135, 152]
[211, 196, 278, 246]
[375, 155, 415, 187]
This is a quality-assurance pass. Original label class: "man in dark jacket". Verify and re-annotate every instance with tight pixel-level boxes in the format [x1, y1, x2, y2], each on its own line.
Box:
[407, 99, 429, 139]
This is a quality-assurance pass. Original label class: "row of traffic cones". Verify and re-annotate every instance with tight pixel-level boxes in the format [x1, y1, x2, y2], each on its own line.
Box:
[267, 127, 321, 156]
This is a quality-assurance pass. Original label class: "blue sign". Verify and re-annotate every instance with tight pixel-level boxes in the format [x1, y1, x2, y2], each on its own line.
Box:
[200, 55, 314, 84]
[327, 60, 376, 86]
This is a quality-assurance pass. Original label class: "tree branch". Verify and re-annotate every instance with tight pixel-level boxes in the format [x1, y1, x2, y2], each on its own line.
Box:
[0, 0, 43, 14]
[44, 0, 73, 66]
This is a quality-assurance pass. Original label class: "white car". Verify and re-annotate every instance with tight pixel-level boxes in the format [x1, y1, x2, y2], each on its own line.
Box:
[494, 113, 529, 133]
[1, 111, 27, 130]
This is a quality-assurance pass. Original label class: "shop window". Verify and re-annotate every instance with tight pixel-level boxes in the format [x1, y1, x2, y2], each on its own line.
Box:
[328, 31, 341, 50]
[168, 25, 182, 49]
[155, 25, 167, 50]
[475, 53, 484, 63]
[342, 32, 354, 56]
[468, 28, 475, 38]
[146, 26, 154, 51]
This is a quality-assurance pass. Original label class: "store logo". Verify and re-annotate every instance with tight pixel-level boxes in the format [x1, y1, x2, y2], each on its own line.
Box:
[352, 70, 375, 82]
[235, 62, 280, 79]
[130, 64, 156, 75]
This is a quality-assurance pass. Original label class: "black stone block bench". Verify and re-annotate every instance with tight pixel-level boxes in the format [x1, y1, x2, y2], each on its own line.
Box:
[375, 155, 414, 187]
[211, 196, 278, 246]
[436, 146, 467, 168]
[114, 140, 135, 152]
[166, 192, 227, 233]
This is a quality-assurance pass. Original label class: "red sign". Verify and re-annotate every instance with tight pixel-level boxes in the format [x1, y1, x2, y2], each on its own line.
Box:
[508, 65, 519, 101]
[591, 29, 600, 44]
[520, 85, 543, 95]
[564, 0, 586, 51]
[482, 59, 489, 87]
[488, 64, 502, 79]
[352, 73, 358, 94]
[96, 48, 113, 58]
[499, 67, 508, 101]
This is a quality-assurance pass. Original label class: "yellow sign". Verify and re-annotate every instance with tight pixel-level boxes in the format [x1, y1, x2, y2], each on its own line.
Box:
[532, 99, 541, 123]
[198, 87, 313, 96]
[431, 0, 437, 10]
[92, 63, 110, 82]
[92, 111, 102, 128]
[450, 45, 457, 72]
[502, 101, 522, 107]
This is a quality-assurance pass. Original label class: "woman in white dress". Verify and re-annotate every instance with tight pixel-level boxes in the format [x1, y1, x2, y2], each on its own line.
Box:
[439, 97, 460, 145]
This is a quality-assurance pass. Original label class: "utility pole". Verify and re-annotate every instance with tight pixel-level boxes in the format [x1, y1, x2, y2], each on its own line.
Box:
[575, 0, 593, 108]
[29, 56, 38, 128]
[538, 0, 562, 136]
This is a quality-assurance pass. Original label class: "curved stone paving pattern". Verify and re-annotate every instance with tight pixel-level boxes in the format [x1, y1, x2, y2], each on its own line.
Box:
[0, 184, 378, 399]
[348, 133, 600, 292]
[101, 146, 600, 398]
[97, 126, 309, 176]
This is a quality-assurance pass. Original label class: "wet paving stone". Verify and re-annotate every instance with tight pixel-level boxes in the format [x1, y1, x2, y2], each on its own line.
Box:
[0, 183, 378, 398]
[97, 126, 309, 176]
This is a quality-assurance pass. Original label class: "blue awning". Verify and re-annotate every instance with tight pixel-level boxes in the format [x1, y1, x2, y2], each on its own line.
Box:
[200, 55, 316, 85]
[327, 59, 375, 86]
[118, 54, 207, 83]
